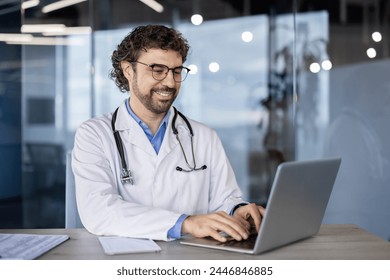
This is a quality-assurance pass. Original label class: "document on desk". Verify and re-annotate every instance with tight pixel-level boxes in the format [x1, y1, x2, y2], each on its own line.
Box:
[0, 233, 69, 260]
[98, 236, 161, 255]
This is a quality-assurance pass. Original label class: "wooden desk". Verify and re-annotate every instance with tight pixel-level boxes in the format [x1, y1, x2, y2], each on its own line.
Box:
[1, 225, 390, 260]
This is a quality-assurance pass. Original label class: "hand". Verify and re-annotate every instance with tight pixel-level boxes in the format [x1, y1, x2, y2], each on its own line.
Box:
[233, 203, 266, 233]
[181, 211, 251, 242]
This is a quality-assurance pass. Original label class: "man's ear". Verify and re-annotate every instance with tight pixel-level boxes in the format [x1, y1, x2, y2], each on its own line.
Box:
[121, 61, 133, 80]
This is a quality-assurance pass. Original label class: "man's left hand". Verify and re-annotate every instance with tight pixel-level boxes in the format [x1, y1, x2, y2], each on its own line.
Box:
[233, 203, 266, 232]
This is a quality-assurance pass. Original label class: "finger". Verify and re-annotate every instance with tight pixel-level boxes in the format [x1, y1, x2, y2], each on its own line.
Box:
[183, 212, 250, 242]
[231, 214, 251, 230]
[253, 206, 266, 232]
[209, 231, 228, 243]
[210, 212, 249, 241]
[220, 222, 249, 241]
[244, 204, 263, 231]
[258, 206, 266, 216]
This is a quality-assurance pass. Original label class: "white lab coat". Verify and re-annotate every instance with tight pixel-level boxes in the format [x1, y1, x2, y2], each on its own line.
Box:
[72, 100, 245, 241]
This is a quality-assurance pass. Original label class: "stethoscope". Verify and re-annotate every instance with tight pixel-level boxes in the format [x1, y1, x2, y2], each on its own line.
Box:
[111, 106, 207, 185]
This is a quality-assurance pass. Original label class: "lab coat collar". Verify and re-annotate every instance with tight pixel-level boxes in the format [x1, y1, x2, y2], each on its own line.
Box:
[112, 101, 155, 156]
[112, 100, 135, 131]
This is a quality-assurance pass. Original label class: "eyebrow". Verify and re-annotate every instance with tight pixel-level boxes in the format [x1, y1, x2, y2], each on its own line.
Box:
[150, 63, 185, 68]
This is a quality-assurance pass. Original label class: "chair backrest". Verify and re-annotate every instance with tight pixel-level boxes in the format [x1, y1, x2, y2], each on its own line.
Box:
[65, 151, 83, 228]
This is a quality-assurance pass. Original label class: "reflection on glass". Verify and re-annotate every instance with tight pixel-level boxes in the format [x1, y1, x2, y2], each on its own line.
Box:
[322, 61, 390, 240]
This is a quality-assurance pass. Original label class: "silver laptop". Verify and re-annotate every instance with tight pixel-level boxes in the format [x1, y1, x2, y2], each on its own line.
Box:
[180, 157, 341, 254]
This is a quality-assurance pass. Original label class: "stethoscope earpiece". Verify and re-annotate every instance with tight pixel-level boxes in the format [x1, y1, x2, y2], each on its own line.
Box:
[176, 165, 207, 172]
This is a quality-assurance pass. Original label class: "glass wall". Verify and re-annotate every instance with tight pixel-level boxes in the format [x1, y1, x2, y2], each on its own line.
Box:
[0, 1, 22, 228]
[1, 0, 389, 241]
[296, 1, 390, 241]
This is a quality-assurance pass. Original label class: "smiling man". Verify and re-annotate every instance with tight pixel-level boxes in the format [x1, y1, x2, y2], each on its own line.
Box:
[72, 25, 265, 242]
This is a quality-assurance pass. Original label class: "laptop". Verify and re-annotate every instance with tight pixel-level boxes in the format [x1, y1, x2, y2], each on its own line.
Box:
[180, 157, 341, 254]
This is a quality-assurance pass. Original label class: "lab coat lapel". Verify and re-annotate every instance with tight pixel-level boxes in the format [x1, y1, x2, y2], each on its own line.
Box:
[157, 107, 185, 163]
[114, 102, 156, 156]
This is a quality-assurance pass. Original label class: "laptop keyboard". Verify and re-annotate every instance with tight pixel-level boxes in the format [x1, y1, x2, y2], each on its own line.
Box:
[215, 230, 258, 250]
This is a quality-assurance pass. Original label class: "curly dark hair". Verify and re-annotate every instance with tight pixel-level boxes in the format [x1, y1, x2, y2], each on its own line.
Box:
[110, 25, 190, 92]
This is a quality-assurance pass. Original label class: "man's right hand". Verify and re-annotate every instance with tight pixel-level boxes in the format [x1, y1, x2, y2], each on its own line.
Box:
[181, 211, 251, 242]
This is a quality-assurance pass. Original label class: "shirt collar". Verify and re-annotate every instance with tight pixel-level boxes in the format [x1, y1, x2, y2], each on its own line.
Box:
[125, 98, 170, 132]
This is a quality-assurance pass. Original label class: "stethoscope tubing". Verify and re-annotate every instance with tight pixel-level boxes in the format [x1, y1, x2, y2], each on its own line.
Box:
[111, 106, 207, 184]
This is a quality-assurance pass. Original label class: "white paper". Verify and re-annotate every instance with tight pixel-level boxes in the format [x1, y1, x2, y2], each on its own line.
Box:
[0, 233, 69, 260]
[98, 236, 161, 255]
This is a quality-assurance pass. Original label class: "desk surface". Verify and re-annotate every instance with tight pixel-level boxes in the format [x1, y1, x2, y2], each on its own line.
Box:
[2, 225, 390, 260]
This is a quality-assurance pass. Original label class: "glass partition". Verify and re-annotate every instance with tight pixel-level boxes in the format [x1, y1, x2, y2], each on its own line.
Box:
[296, 2, 390, 241]
[19, 0, 92, 228]
[0, 2, 22, 228]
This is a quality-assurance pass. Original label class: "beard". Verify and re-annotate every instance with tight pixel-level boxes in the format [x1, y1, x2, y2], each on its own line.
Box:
[131, 75, 178, 115]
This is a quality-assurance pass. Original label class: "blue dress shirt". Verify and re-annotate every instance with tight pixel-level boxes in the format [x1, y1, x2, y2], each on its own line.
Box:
[125, 99, 169, 154]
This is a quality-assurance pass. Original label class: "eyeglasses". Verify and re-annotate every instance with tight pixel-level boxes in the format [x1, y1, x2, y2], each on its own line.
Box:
[132, 61, 190, 82]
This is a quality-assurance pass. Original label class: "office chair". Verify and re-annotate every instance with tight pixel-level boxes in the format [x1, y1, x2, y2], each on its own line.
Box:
[65, 151, 83, 228]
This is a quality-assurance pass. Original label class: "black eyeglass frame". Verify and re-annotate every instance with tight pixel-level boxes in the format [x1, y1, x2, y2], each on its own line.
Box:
[132, 61, 191, 82]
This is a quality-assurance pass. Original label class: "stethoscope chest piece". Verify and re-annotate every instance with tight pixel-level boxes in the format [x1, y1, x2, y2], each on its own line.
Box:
[121, 168, 135, 185]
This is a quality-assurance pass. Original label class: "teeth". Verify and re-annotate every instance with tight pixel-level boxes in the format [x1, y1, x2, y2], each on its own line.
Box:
[156, 91, 171, 97]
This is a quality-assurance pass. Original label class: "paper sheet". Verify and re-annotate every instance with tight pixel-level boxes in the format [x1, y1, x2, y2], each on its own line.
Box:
[0, 233, 69, 260]
[98, 236, 161, 255]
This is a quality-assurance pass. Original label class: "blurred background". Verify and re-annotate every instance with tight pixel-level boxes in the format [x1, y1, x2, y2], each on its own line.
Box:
[0, 0, 389, 241]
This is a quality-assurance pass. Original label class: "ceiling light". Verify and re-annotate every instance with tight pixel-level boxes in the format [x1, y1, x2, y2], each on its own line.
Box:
[43, 26, 92, 36]
[21, 0, 40, 10]
[0, 33, 33, 42]
[7, 37, 64, 45]
[21, 24, 66, 33]
[241, 31, 253, 43]
[366, 48, 376, 58]
[191, 14, 203, 25]
[209, 62, 220, 73]
[6, 37, 83, 46]
[309, 62, 321, 73]
[372, 32, 382, 42]
[188, 64, 198, 75]
[42, 0, 87, 14]
[321, 60, 332, 71]
[138, 0, 164, 13]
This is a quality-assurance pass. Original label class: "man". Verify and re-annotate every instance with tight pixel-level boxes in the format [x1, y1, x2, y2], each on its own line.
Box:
[72, 25, 265, 242]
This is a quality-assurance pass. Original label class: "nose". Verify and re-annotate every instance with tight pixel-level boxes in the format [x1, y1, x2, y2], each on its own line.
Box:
[162, 69, 177, 87]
